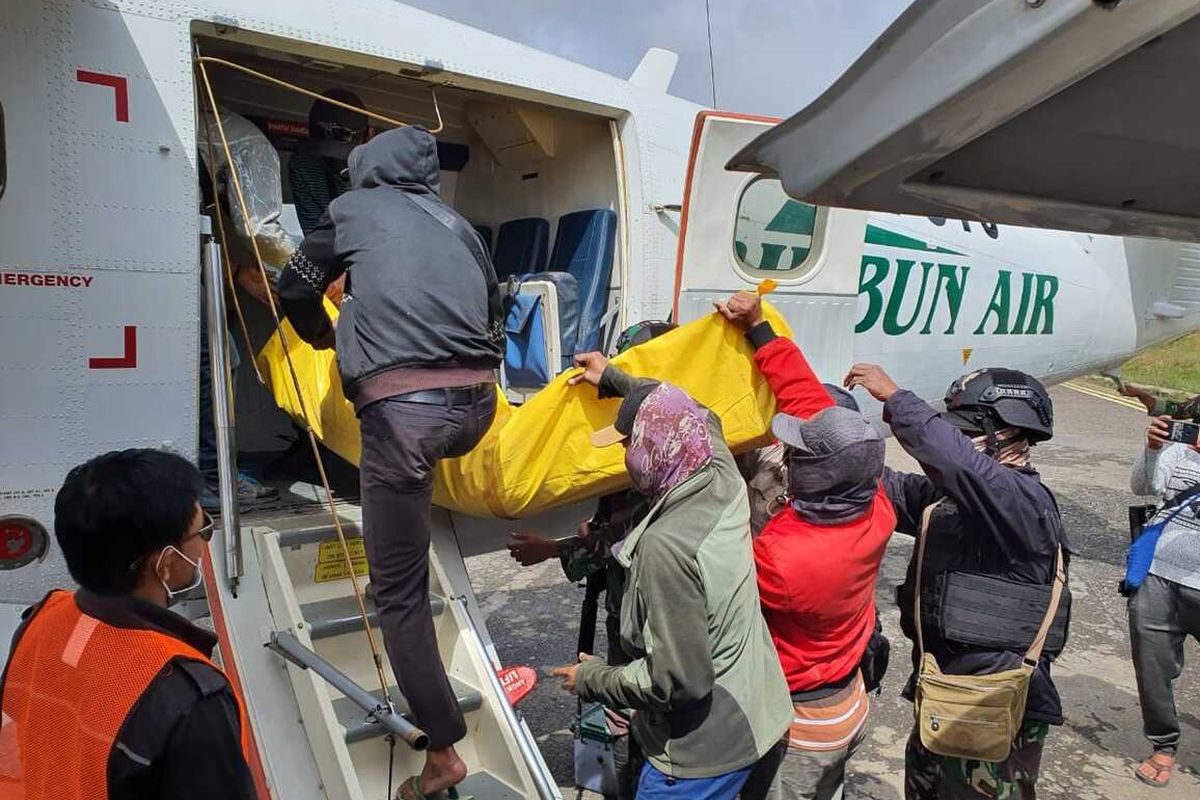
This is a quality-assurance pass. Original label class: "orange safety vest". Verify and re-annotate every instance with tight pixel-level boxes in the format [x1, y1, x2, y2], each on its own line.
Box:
[0, 590, 254, 800]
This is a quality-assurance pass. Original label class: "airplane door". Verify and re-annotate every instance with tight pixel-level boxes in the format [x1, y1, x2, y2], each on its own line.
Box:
[672, 112, 867, 383]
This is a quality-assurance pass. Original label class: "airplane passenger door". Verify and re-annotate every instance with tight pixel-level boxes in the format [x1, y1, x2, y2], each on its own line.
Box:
[672, 112, 867, 383]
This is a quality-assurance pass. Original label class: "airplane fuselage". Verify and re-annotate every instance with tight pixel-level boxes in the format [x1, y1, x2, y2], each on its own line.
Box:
[2, 3, 1197, 798]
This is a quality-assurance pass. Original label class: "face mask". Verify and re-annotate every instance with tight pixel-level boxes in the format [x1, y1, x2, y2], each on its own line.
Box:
[155, 546, 203, 604]
[969, 427, 1031, 469]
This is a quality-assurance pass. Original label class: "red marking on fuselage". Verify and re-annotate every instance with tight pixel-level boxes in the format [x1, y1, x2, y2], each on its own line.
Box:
[76, 69, 129, 123]
[88, 325, 137, 369]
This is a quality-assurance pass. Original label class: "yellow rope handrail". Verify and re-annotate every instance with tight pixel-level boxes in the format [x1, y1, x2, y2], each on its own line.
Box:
[196, 55, 444, 134]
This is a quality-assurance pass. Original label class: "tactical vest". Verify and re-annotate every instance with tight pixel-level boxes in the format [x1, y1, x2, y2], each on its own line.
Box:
[897, 500, 1070, 657]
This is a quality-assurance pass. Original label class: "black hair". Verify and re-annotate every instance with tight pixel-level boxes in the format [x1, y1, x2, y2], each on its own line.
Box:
[309, 88, 367, 139]
[54, 449, 204, 595]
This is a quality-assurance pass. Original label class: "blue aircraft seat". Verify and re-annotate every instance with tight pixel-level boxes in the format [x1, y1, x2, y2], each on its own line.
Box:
[473, 224, 493, 253]
[493, 217, 549, 279]
[549, 209, 617, 358]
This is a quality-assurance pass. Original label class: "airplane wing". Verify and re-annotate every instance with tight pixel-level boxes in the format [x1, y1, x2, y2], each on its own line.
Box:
[726, 0, 1200, 241]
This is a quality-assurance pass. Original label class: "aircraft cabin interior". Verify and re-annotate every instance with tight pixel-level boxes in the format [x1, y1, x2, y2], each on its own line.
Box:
[193, 32, 627, 477]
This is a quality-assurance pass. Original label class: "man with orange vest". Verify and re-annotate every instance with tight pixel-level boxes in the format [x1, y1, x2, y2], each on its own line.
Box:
[0, 449, 257, 799]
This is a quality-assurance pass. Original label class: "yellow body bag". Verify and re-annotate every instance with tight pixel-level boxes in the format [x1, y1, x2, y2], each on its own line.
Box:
[256, 304, 792, 518]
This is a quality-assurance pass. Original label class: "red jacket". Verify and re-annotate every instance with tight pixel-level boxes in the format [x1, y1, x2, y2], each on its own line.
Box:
[751, 328, 897, 692]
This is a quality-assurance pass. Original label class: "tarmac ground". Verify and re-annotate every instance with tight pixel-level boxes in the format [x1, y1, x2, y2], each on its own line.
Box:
[467, 384, 1200, 799]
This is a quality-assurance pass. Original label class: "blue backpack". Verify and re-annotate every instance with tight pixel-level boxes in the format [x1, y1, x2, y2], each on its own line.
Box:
[1123, 485, 1200, 593]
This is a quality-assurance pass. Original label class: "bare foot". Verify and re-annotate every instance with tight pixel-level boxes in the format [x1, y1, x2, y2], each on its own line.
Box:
[417, 746, 467, 796]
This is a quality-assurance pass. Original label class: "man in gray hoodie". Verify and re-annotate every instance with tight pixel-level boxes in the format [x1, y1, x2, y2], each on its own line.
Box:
[279, 126, 502, 798]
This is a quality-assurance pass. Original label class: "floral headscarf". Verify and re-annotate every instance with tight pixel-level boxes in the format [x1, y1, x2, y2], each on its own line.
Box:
[625, 384, 713, 498]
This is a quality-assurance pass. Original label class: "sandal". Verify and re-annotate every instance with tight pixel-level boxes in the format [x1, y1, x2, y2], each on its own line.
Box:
[397, 776, 468, 800]
[1134, 752, 1175, 788]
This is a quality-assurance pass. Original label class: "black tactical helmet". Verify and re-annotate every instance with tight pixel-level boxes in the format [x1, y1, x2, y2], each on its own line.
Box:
[943, 368, 1053, 443]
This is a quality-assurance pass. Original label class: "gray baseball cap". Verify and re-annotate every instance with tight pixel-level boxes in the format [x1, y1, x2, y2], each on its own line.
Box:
[823, 383, 860, 412]
[771, 405, 882, 455]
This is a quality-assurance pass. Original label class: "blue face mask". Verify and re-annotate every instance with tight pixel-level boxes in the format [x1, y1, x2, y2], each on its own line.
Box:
[155, 546, 203, 604]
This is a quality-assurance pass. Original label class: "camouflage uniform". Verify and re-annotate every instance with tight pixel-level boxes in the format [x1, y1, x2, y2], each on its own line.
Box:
[904, 721, 1050, 799]
[1152, 395, 1200, 421]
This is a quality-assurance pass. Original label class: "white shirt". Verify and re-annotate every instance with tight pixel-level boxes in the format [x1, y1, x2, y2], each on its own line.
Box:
[1131, 443, 1200, 591]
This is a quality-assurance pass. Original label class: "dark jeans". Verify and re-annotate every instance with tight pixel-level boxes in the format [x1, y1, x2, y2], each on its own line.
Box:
[197, 306, 240, 484]
[1129, 573, 1200, 753]
[359, 389, 496, 749]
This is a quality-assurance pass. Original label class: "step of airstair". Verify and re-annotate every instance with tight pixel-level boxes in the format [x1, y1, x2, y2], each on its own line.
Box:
[300, 595, 446, 641]
[454, 772, 526, 800]
[249, 509, 556, 800]
[277, 520, 363, 548]
[334, 679, 483, 744]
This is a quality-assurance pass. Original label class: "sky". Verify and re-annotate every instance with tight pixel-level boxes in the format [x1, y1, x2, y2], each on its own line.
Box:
[401, 0, 913, 117]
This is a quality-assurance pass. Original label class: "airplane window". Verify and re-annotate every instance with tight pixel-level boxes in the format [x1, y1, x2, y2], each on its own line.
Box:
[733, 178, 824, 277]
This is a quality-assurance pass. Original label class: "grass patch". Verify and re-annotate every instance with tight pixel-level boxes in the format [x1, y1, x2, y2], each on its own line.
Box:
[1120, 331, 1200, 394]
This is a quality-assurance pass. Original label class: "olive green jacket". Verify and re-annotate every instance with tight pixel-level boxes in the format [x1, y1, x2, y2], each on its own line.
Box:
[575, 379, 791, 779]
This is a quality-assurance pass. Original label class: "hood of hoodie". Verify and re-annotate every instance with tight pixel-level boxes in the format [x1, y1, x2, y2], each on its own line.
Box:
[347, 126, 440, 195]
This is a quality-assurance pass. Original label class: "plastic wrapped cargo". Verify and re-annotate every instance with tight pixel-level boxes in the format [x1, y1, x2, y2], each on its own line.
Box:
[197, 109, 297, 270]
[256, 302, 794, 518]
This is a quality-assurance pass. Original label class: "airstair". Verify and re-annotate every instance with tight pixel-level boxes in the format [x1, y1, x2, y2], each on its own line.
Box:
[208, 502, 559, 800]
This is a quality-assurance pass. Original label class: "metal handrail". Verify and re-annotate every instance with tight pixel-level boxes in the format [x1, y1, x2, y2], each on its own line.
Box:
[201, 230, 242, 594]
[452, 595, 560, 800]
[267, 630, 429, 750]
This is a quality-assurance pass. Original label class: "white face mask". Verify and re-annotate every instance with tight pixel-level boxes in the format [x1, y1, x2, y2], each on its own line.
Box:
[155, 545, 203, 604]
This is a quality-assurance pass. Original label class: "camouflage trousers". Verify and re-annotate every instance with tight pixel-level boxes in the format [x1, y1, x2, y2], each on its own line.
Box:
[904, 721, 1050, 799]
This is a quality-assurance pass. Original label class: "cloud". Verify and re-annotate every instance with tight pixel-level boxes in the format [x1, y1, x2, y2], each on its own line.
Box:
[397, 0, 911, 115]
[708, 0, 911, 115]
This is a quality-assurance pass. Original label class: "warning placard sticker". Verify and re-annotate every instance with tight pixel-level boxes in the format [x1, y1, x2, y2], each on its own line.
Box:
[314, 538, 369, 583]
[318, 538, 366, 562]
[314, 560, 368, 582]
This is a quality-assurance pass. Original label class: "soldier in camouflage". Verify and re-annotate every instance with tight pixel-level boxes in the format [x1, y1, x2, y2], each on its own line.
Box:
[904, 722, 1049, 799]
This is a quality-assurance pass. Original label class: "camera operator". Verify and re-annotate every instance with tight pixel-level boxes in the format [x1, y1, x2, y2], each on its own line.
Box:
[1127, 415, 1200, 788]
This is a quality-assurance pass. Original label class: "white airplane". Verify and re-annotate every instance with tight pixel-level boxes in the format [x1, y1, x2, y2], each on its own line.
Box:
[4, 1, 1200, 798]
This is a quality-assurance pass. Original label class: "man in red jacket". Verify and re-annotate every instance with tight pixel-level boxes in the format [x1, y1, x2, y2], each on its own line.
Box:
[717, 291, 896, 800]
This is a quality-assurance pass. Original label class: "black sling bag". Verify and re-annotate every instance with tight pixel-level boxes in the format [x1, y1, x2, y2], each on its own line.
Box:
[402, 192, 507, 349]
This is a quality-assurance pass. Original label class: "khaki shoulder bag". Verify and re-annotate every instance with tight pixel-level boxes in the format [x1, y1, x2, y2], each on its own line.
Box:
[912, 501, 1066, 763]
